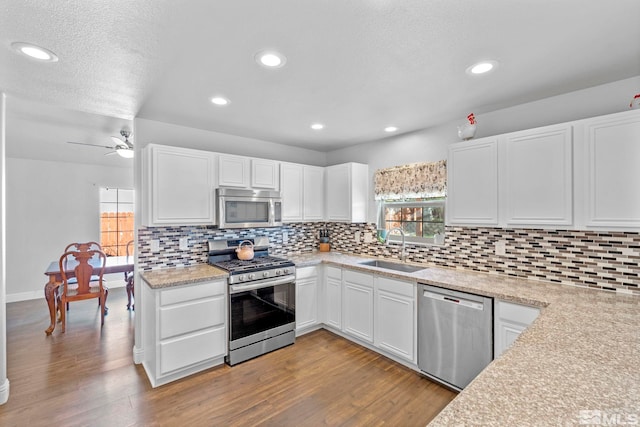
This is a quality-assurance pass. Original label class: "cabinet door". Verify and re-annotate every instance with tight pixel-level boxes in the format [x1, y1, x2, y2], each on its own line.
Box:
[494, 300, 540, 358]
[503, 124, 573, 226]
[251, 159, 279, 189]
[324, 276, 342, 329]
[303, 166, 325, 221]
[374, 277, 415, 362]
[447, 138, 499, 225]
[218, 154, 250, 188]
[281, 163, 304, 222]
[296, 267, 319, 331]
[148, 145, 215, 225]
[584, 111, 640, 228]
[342, 270, 374, 343]
[326, 164, 351, 221]
[324, 267, 342, 329]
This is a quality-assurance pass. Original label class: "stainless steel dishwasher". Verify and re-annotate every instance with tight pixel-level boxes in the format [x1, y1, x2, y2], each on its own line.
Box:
[418, 284, 493, 391]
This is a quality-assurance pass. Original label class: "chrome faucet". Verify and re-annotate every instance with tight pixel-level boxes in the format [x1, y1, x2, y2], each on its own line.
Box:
[385, 227, 406, 262]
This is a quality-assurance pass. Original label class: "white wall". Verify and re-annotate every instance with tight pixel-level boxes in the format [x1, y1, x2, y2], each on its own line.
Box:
[135, 118, 327, 166]
[0, 92, 9, 404]
[327, 76, 640, 222]
[5, 158, 133, 301]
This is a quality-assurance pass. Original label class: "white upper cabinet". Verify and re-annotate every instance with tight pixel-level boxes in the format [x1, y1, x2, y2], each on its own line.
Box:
[251, 158, 280, 190]
[280, 163, 304, 221]
[218, 154, 250, 188]
[218, 155, 280, 190]
[447, 137, 499, 225]
[303, 166, 325, 221]
[502, 124, 573, 226]
[582, 110, 640, 228]
[280, 163, 325, 222]
[325, 162, 368, 223]
[143, 144, 216, 226]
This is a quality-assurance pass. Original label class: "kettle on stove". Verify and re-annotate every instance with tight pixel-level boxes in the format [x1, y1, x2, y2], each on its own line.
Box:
[235, 240, 255, 260]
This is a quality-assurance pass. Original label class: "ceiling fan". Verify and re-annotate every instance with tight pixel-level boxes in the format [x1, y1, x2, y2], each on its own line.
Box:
[67, 130, 134, 158]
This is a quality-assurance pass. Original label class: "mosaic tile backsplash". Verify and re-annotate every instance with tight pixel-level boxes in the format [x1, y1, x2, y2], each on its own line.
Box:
[138, 223, 639, 295]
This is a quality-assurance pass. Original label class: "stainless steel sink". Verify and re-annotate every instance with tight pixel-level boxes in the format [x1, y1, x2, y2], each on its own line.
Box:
[358, 259, 427, 273]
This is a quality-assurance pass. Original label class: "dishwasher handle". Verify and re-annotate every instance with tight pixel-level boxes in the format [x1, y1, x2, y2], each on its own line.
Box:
[422, 289, 485, 310]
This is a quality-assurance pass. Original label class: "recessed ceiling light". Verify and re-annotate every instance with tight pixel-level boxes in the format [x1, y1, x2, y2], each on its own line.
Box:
[311, 123, 324, 130]
[255, 51, 287, 68]
[466, 60, 498, 75]
[384, 126, 398, 133]
[11, 42, 58, 62]
[211, 96, 230, 106]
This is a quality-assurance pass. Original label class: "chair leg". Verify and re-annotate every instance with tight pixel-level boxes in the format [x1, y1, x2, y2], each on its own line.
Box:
[126, 278, 134, 310]
[100, 294, 105, 326]
[60, 297, 66, 333]
[104, 288, 109, 315]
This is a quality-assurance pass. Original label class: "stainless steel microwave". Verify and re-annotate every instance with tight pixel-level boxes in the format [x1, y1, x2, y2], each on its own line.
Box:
[216, 188, 282, 228]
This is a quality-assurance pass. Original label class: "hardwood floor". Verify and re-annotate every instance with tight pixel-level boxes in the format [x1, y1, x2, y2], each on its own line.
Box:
[1, 287, 456, 426]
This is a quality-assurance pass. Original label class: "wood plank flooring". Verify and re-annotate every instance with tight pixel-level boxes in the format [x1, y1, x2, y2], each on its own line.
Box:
[0, 287, 456, 426]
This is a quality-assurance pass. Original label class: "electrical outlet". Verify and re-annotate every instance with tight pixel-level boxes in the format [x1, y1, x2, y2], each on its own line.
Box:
[283, 232, 289, 244]
[150, 239, 160, 252]
[363, 233, 373, 243]
[495, 241, 506, 256]
[354, 231, 361, 242]
[179, 237, 188, 250]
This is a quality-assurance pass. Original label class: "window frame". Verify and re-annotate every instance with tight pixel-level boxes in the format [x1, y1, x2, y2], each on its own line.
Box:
[99, 187, 135, 257]
[378, 197, 446, 246]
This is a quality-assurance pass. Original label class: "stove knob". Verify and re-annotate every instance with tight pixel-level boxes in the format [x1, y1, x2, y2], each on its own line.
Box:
[248, 273, 256, 280]
[275, 269, 282, 276]
[263, 271, 270, 278]
[283, 268, 290, 275]
[238, 275, 246, 282]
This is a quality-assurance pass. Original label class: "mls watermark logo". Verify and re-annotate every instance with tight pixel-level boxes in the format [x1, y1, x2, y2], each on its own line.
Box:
[579, 410, 638, 425]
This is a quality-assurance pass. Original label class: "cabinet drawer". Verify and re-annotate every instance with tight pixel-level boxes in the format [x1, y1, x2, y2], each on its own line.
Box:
[497, 301, 540, 325]
[160, 280, 225, 306]
[160, 295, 225, 339]
[326, 266, 342, 280]
[344, 269, 373, 287]
[296, 266, 318, 280]
[377, 277, 414, 298]
[159, 326, 225, 374]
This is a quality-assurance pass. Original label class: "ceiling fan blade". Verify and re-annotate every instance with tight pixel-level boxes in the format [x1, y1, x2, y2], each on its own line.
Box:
[111, 136, 129, 148]
[67, 141, 115, 150]
[104, 151, 117, 156]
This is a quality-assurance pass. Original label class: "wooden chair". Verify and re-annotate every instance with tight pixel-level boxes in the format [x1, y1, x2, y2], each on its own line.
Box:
[58, 249, 109, 333]
[62, 242, 102, 311]
[125, 240, 134, 310]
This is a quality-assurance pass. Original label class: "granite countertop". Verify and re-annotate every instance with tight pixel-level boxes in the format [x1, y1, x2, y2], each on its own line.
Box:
[140, 264, 228, 289]
[290, 252, 640, 425]
[139, 252, 639, 424]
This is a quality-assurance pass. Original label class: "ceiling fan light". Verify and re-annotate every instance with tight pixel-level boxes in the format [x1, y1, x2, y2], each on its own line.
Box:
[116, 147, 134, 158]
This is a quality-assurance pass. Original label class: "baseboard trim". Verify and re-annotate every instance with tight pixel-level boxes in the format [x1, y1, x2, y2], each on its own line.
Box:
[133, 345, 144, 364]
[0, 378, 10, 405]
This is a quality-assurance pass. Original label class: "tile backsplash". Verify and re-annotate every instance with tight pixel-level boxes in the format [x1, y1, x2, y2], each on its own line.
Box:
[138, 223, 639, 295]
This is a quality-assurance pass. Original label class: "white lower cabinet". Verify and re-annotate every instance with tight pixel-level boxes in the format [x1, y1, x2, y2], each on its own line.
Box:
[374, 276, 416, 363]
[142, 279, 227, 387]
[296, 266, 320, 334]
[324, 266, 342, 329]
[494, 300, 540, 358]
[342, 269, 374, 343]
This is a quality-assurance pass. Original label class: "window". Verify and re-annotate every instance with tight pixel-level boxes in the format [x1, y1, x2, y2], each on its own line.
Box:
[99, 188, 134, 256]
[379, 198, 445, 244]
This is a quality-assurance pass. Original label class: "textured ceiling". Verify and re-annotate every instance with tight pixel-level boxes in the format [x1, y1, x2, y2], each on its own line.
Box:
[1, 0, 639, 162]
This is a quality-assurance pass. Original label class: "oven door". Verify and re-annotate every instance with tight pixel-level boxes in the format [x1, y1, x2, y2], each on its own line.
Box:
[228, 277, 295, 350]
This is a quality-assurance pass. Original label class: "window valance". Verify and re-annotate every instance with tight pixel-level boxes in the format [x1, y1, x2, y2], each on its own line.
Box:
[374, 160, 447, 201]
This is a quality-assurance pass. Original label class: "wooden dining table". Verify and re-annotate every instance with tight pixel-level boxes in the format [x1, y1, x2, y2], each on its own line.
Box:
[43, 255, 134, 335]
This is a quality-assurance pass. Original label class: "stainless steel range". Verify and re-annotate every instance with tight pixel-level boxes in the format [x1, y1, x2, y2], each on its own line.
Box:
[208, 236, 296, 366]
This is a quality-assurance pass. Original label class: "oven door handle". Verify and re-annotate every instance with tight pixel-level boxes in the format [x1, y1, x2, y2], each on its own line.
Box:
[229, 275, 295, 294]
